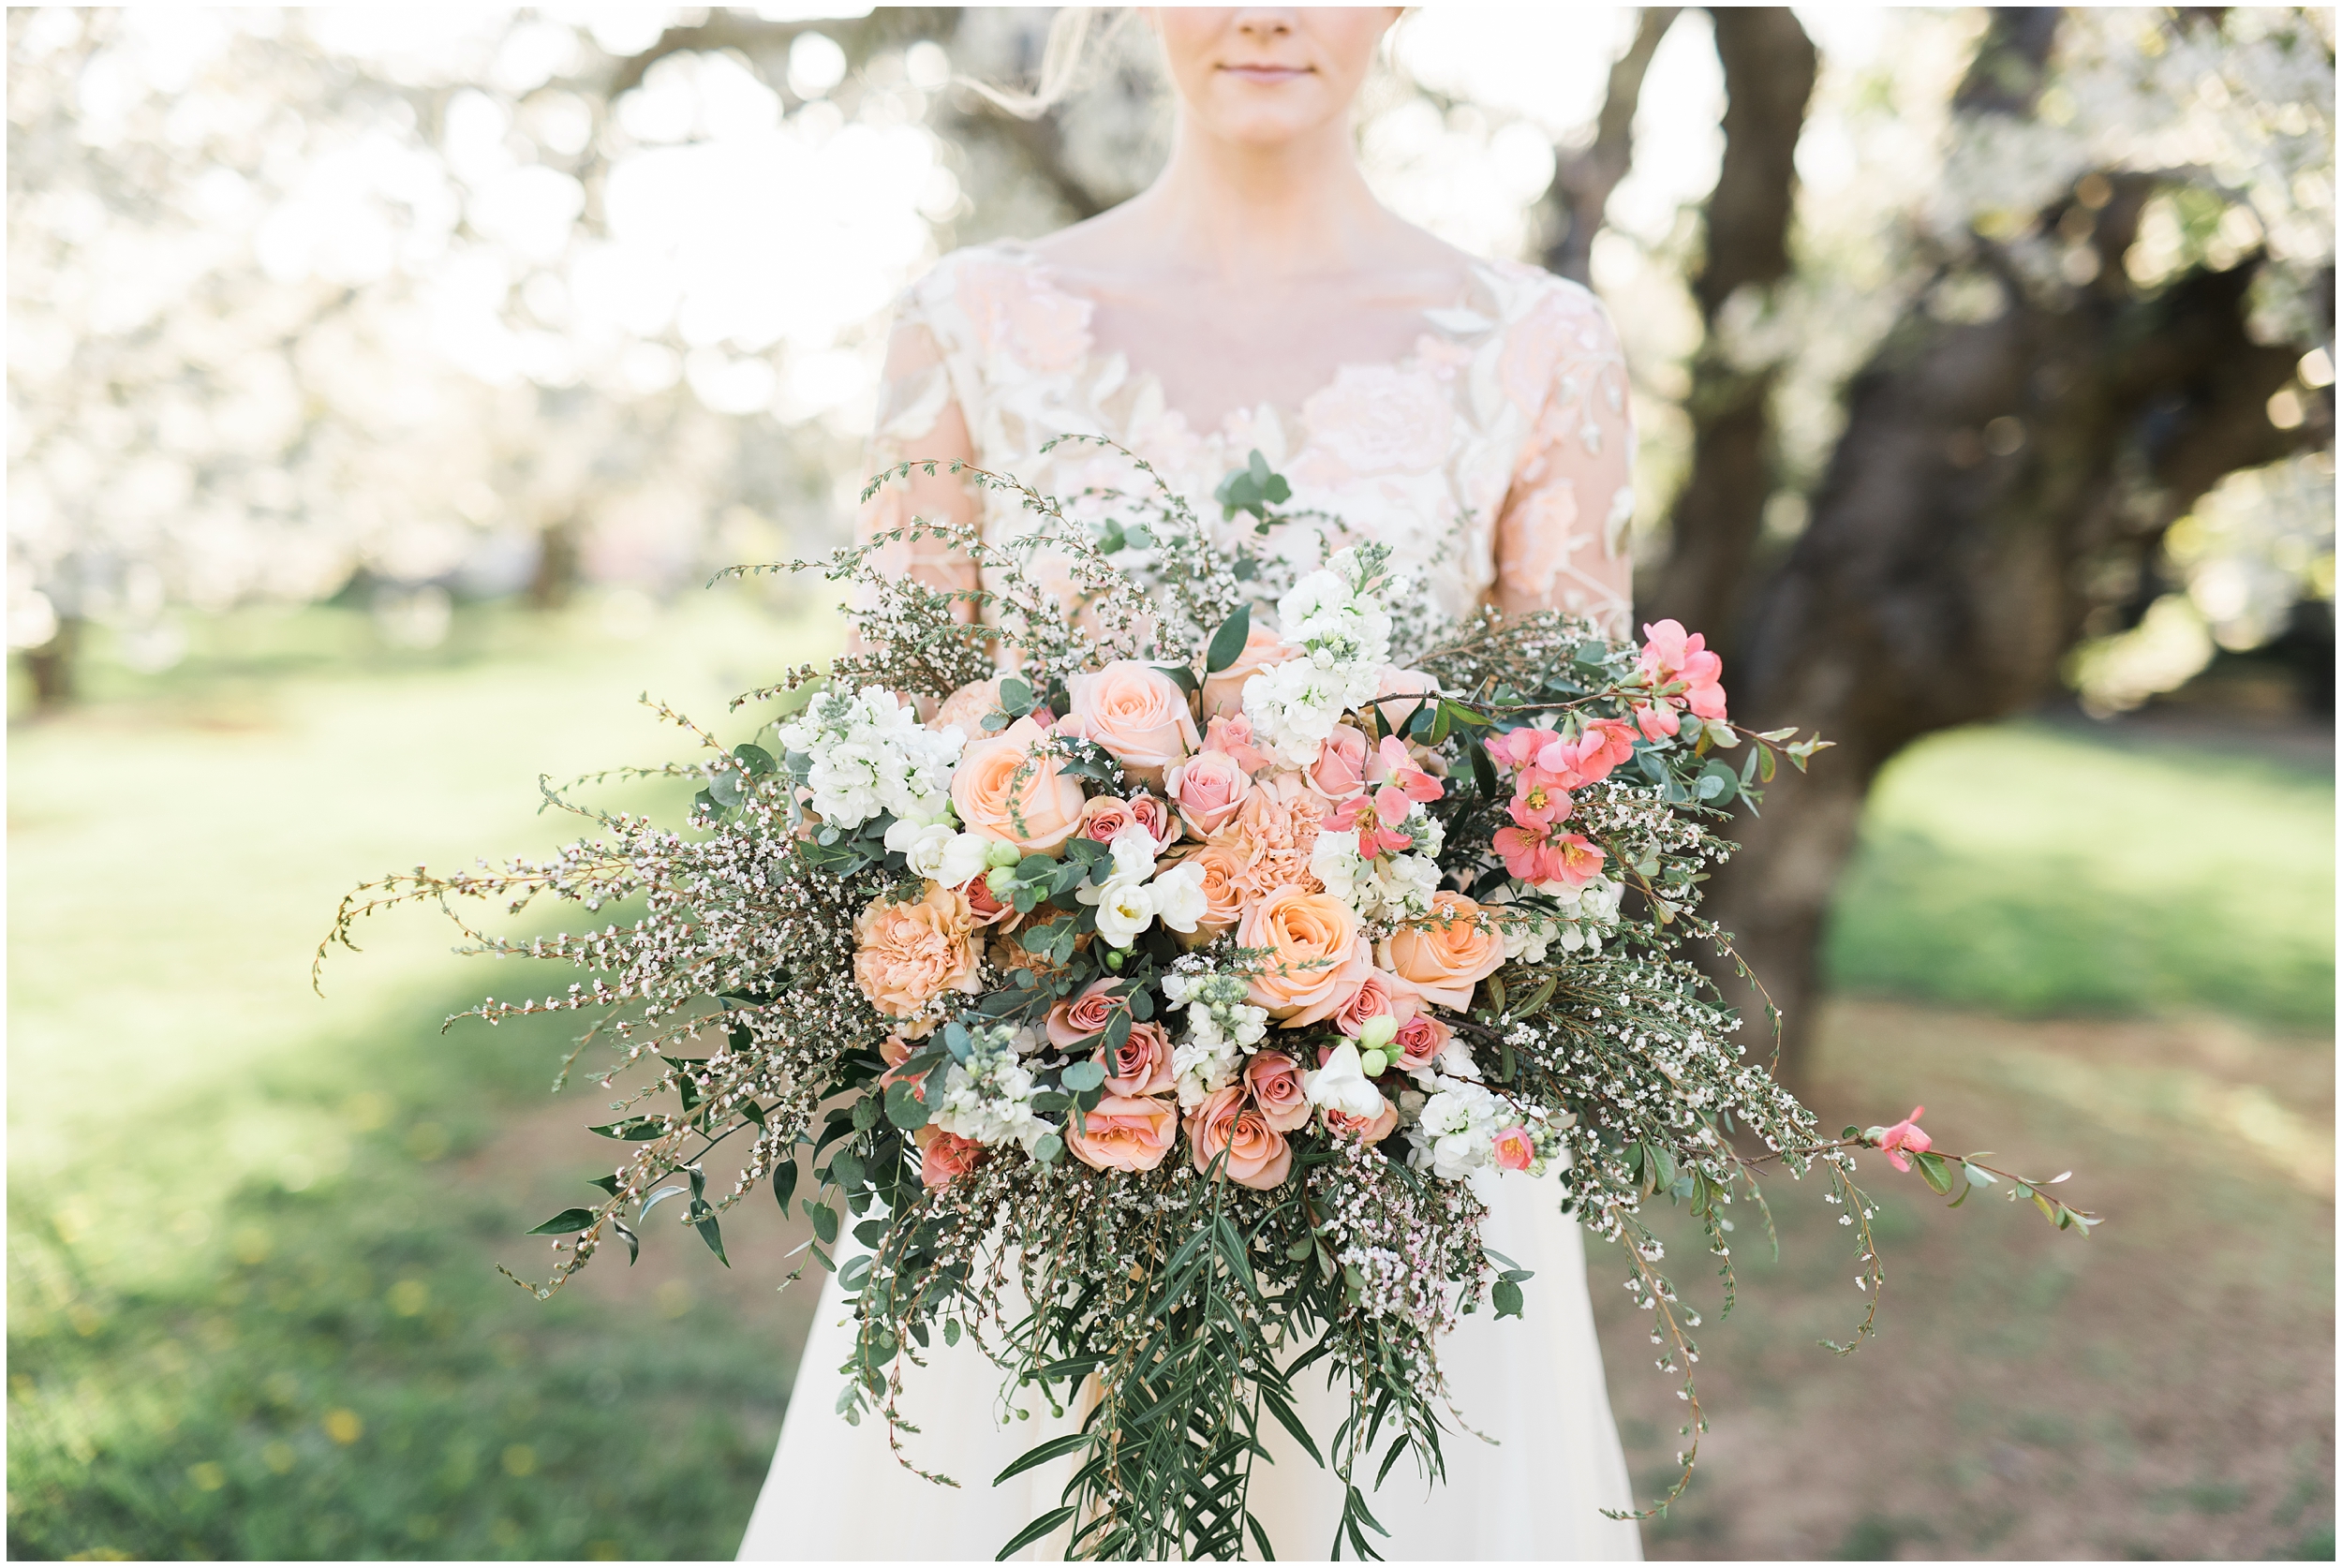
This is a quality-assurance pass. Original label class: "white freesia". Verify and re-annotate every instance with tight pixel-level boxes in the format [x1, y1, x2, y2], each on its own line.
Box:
[1091, 879, 1157, 949]
[1104, 822, 1157, 883]
[883, 820, 990, 887]
[1305, 1042, 1387, 1119]
[1149, 860, 1208, 934]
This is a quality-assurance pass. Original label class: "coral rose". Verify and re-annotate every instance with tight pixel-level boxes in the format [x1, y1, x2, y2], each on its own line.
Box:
[853, 884, 982, 1022]
[931, 674, 1007, 737]
[957, 872, 1017, 928]
[951, 715, 1088, 856]
[1323, 1095, 1400, 1144]
[1199, 624, 1300, 722]
[1066, 1093, 1178, 1174]
[1165, 747, 1254, 836]
[915, 1125, 986, 1190]
[1067, 660, 1201, 789]
[1378, 891, 1507, 1010]
[1097, 1019, 1174, 1097]
[1187, 1084, 1293, 1190]
[1243, 1050, 1312, 1132]
[1239, 885, 1371, 1027]
[1046, 979, 1121, 1050]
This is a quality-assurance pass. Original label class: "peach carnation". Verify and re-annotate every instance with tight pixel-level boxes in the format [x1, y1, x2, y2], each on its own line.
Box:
[1213, 777, 1327, 900]
[852, 884, 982, 1022]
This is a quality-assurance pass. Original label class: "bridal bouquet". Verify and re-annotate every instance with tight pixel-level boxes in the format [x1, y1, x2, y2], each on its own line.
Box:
[322, 443, 2095, 1561]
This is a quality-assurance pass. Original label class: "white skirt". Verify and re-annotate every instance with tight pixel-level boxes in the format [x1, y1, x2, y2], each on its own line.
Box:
[736, 1175, 1643, 1561]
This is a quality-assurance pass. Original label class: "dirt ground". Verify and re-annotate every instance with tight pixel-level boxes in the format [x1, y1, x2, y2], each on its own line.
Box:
[1592, 998, 2335, 1561]
[460, 996, 2333, 1561]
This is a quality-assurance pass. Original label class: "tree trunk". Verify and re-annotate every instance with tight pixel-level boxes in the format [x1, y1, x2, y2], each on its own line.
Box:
[1540, 7, 1680, 288]
[21, 615, 80, 711]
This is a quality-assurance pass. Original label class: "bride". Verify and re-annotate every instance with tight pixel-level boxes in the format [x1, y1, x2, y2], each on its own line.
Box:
[739, 8, 1641, 1560]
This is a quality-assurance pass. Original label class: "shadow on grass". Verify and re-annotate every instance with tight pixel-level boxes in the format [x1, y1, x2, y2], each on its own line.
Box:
[7, 980, 793, 1562]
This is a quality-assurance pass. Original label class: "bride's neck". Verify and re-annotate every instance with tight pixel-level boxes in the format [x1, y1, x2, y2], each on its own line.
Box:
[1126, 114, 1391, 281]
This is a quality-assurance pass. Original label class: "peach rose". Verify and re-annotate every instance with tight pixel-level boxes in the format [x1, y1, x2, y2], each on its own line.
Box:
[1332, 968, 1421, 1039]
[1239, 885, 1371, 1027]
[931, 674, 1006, 737]
[1097, 1020, 1174, 1097]
[1079, 793, 1137, 844]
[1126, 790, 1178, 851]
[951, 715, 1088, 856]
[1199, 624, 1301, 722]
[1187, 1085, 1293, 1190]
[1067, 660, 1200, 789]
[1306, 724, 1370, 800]
[915, 1125, 986, 1190]
[853, 884, 982, 1022]
[1378, 891, 1507, 1010]
[1046, 979, 1121, 1050]
[1165, 747, 1254, 836]
[1243, 1051, 1312, 1132]
[1323, 1095, 1400, 1144]
[1391, 1011, 1455, 1072]
[1164, 842, 1248, 944]
[1066, 1093, 1179, 1174]
[1372, 666, 1444, 733]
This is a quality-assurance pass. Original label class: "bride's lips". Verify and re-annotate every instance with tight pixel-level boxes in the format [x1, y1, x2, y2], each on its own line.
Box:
[1219, 64, 1311, 85]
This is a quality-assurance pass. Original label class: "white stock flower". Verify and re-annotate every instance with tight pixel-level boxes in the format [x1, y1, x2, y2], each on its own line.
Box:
[1305, 1042, 1386, 1119]
[778, 685, 962, 831]
[1409, 1074, 1505, 1181]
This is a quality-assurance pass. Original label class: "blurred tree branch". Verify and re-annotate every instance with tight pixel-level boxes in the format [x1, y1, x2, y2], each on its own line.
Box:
[1540, 7, 1680, 287]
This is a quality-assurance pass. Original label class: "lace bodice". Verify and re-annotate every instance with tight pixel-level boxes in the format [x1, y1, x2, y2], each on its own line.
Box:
[857, 241, 1635, 636]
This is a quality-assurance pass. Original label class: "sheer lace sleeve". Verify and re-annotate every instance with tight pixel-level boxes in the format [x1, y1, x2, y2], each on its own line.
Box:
[1490, 289, 1636, 639]
[855, 304, 980, 616]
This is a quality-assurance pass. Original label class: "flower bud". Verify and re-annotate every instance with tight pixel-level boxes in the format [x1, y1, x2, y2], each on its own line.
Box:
[1358, 1013, 1400, 1051]
[984, 839, 1023, 870]
[1358, 1047, 1388, 1076]
[986, 865, 1017, 895]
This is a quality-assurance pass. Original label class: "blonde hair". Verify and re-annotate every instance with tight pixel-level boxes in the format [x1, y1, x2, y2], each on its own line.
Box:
[959, 7, 1118, 121]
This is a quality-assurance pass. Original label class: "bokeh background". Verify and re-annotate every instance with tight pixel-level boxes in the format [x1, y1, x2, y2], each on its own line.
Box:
[7, 6, 2333, 1561]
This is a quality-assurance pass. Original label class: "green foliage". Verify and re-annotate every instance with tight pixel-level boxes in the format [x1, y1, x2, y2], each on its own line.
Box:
[1826, 721, 2334, 1026]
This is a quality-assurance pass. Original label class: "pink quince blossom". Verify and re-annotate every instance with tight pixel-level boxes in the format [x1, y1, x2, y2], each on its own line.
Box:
[1637, 618, 1729, 728]
[1872, 1106, 1932, 1172]
[1492, 1127, 1535, 1172]
[1365, 734, 1445, 823]
[1491, 821, 1606, 888]
[1507, 767, 1574, 829]
[1327, 792, 1415, 858]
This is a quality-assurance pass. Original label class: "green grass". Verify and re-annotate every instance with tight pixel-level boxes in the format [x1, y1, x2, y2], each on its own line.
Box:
[9, 592, 832, 1561]
[1825, 720, 2334, 1028]
[8, 610, 2332, 1559]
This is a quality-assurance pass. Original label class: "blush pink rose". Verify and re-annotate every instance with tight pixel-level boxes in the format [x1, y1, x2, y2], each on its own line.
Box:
[1067, 660, 1201, 789]
[1243, 1051, 1312, 1132]
[1165, 747, 1255, 836]
[1202, 713, 1275, 776]
[1492, 1127, 1535, 1172]
[915, 1125, 986, 1190]
[1096, 1020, 1174, 1097]
[1047, 979, 1121, 1050]
[952, 716, 1088, 856]
[1306, 724, 1370, 800]
[1125, 790, 1178, 851]
[1080, 793, 1137, 844]
[1066, 1094, 1178, 1174]
[1199, 625, 1301, 722]
[1187, 1085, 1293, 1190]
[1390, 1011, 1454, 1072]
[1324, 1096, 1400, 1145]
[1331, 968, 1421, 1039]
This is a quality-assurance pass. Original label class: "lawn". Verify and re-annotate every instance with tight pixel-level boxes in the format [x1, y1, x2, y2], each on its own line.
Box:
[7, 603, 2333, 1559]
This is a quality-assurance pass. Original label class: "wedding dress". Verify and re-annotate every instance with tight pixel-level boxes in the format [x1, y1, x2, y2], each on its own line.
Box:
[736, 243, 1643, 1561]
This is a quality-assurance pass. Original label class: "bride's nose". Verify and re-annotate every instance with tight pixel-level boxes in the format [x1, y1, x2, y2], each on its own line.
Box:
[1230, 8, 1299, 42]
